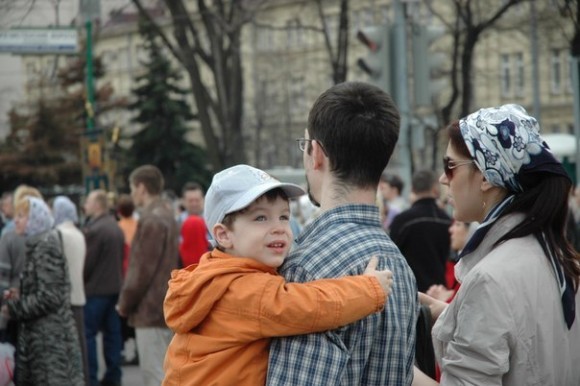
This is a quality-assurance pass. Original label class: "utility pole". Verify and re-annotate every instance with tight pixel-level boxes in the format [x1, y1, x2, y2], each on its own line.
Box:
[80, 0, 106, 193]
[530, 0, 541, 122]
[392, 0, 412, 200]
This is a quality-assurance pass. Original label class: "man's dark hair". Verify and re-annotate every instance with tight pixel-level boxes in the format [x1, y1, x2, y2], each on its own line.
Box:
[412, 170, 437, 194]
[307, 82, 400, 188]
[381, 173, 404, 195]
[117, 194, 135, 218]
[181, 182, 203, 197]
[130, 165, 164, 195]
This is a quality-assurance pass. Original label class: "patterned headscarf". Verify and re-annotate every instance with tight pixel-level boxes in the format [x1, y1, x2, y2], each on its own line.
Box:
[25, 197, 54, 237]
[459, 104, 575, 329]
[460, 104, 570, 193]
[52, 195, 79, 225]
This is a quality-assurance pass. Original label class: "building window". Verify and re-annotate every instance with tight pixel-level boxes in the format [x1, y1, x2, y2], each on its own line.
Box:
[551, 49, 562, 94]
[515, 52, 524, 97]
[500, 54, 510, 96]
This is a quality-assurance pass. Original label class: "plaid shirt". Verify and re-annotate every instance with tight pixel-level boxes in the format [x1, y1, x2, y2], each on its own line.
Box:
[267, 204, 418, 385]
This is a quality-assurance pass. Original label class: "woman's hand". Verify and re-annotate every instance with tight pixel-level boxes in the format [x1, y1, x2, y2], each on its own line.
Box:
[419, 291, 448, 324]
[364, 256, 394, 297]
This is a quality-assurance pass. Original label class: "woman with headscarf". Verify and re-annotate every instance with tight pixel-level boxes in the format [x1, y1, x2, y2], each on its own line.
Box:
[1, 196, 83, 385]
[414, 105, 580, 385]
[53, 195, 89, 384]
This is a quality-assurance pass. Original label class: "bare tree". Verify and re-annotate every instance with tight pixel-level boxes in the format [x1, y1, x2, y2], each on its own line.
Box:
[316, 0, 350, 84]
[132, 0, 266, 172]
[428, 0, 527, 124]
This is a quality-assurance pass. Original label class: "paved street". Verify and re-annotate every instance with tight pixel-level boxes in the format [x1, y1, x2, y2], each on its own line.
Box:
[121, 364, 142, 386]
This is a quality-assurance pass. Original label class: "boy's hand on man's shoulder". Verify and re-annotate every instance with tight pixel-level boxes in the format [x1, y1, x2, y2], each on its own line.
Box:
[363, 256, 393, 298]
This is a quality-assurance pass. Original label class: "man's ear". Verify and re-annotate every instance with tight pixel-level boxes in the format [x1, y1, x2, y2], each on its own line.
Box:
[311, 140, 326, 170]
[213, 223, 232, 249]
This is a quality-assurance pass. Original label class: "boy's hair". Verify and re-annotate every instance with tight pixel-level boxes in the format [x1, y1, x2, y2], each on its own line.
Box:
[307, 82, 400, 188]
[221, 188, 289, 230]
[130, 165, 164, 195]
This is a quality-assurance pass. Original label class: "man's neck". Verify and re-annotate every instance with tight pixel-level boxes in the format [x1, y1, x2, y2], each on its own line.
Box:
[142, 194, 159, 208]
[318, 178, 378, 211]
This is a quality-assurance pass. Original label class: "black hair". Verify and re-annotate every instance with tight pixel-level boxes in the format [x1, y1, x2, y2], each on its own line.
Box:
[412, 169, 437, 194]
[307, 82, 400, 188]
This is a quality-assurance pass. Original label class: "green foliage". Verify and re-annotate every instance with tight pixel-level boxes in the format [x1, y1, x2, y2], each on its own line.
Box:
[128, 17, 211, 192]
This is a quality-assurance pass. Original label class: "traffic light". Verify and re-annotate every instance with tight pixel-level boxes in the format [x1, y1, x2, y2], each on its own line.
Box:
[412, 24, 446, 107]
[356, 25, 391, 93]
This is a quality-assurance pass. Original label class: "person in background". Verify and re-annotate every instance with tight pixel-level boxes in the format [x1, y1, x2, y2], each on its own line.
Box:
[117, 165, 179, 386]
[0, 185, 43, 346]
[0, 192, 14, 236]
[52, 195, 90, 385]
[83, 189, 125, 386]
[179, 182, 205, 223]
[426, 220, 478, 303]
[414, 104, 580, 385]
[179, 215, 209, 267]
[117, 194, 138, 277]
[390, 169, 452, 292]
[178, 182, 209, 267]
[3, 196, 83, 385]
[379, 172, 408, 231]
[267, 82, 418, 385]
[116, 194, 139, 366]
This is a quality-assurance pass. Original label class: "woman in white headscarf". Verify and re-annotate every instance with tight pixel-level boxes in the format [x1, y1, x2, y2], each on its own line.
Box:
[2, 196, 83, 385]
[53, 195, 89, 384]
[414, 105, 580, 385]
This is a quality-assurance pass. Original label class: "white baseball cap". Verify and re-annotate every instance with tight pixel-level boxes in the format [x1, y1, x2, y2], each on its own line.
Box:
[204, 164, 306, 232]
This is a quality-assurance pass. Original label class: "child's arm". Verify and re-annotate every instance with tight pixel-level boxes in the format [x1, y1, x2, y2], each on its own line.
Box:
[255, 257, 390, 338]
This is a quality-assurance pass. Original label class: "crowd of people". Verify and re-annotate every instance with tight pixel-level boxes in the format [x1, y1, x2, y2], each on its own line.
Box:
[0, 82, 578, 385]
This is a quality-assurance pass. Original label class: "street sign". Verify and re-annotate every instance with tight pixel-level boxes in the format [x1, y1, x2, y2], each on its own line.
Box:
[0, 28, 78, 55]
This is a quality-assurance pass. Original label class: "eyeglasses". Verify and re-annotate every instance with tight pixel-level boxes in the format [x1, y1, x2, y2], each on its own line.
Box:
[296, 138, 313, 152]
[443, 156, 474, 179]
[296, 138, 327, 155]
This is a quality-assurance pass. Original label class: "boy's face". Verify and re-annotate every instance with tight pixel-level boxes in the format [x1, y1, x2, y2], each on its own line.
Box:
[221, 195, 293, 268]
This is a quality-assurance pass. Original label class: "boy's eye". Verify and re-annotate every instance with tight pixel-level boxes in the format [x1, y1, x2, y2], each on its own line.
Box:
[280, 215, 290, 221]
[254, 215, 267, 222]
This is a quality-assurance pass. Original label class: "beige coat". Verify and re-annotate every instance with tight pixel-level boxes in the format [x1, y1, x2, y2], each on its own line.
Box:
[433, 214, 580, 386]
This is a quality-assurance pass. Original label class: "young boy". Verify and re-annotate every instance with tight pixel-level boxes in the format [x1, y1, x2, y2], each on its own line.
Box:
[162, 165, 393, 385]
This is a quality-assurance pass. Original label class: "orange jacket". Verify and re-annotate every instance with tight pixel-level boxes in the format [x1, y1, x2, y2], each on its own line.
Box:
[162, 249, 386, 386]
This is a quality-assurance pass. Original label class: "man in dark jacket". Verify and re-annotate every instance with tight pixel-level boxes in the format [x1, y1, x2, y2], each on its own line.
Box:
[83, 189, 125, 386]
[117, 165, 179, 386]
[390, 169, 452, 292]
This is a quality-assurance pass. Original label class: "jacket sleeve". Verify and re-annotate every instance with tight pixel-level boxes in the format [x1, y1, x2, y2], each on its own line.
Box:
[437, 271, 512, 386]
[118, 216, 168, 314]
[7, 239, 67, 321]
[255, 274, 385, 338]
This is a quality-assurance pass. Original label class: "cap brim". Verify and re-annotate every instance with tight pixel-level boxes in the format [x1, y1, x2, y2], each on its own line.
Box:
[225, 181, 305, 216]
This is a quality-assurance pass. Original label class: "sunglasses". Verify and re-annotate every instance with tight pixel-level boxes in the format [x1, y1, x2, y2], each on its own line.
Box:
[443, 156, 474, 179]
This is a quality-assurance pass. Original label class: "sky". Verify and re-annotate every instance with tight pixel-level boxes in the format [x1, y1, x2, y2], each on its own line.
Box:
[0, 0, 132, 138]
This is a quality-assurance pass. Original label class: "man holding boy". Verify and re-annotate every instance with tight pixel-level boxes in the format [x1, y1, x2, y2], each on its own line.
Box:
[162, 164, 393, 385]
[267, 82, 419, 385]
